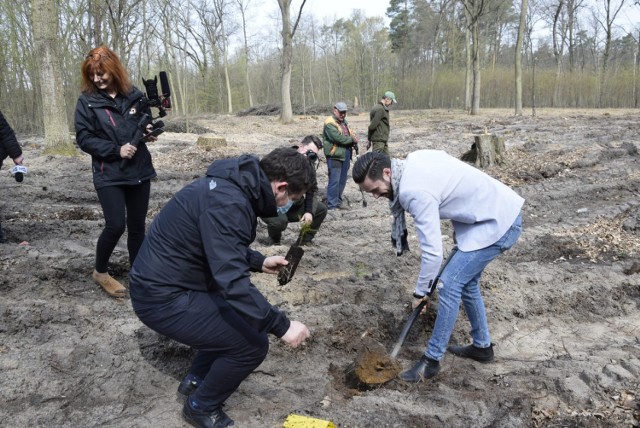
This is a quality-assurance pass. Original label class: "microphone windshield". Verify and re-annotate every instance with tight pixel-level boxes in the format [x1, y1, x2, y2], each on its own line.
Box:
[159, 71, 170, 97]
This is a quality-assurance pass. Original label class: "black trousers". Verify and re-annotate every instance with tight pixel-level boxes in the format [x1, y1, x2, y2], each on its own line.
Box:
[95, 181, 150, 272]
[132, 291, 269, 411]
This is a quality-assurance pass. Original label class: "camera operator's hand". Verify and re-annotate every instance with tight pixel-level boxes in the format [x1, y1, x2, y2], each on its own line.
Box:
[120, 143, 137, 159]
[143, 124, 158, 143]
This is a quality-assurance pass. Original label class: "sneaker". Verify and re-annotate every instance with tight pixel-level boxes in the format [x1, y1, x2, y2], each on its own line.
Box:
[182, 399, 234, 428]
[400, 355, 440, 383]
[447, 343, 494, 362]
[177, 374, 203, 399]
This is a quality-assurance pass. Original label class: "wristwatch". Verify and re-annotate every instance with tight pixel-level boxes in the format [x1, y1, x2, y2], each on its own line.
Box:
[412, 292, 425, 299]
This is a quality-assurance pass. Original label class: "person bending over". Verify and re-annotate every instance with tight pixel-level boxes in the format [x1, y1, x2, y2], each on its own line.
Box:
[353, 150, 524, 382]
[130, 147, 314, 428]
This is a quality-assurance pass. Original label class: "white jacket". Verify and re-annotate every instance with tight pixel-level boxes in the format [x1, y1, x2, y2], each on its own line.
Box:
[399, 150, 524, 294]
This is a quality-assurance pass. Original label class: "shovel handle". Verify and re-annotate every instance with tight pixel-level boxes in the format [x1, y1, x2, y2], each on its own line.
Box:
[389, 247, 458, 358]
[390, 300, 427, 358]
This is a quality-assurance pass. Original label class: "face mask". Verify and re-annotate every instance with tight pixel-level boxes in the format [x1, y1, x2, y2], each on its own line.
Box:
[277, 198, 294, 215]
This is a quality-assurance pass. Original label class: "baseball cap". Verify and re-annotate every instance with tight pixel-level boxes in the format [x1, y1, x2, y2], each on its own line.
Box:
[384, 91, 397, 103]
[334, 102, 348, 112]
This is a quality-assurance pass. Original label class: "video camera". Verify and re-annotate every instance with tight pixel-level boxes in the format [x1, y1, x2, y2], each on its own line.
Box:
[10, 165, 27, 183]
[141, 71, 172, 117]
[120, 71, 172, 170]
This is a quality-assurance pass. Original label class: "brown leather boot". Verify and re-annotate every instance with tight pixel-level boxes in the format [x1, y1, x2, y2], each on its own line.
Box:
[92, 270, 127, 298]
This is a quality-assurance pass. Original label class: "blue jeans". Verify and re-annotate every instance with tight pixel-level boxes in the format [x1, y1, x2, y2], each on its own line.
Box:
[326, 149, 352, 209]
[425, 213, 522, 361]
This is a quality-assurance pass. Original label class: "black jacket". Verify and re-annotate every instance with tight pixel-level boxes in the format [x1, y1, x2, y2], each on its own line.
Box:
[0, 110, 22, 170]
[129, 155, 290, 338]
[74, 87, 156, 190]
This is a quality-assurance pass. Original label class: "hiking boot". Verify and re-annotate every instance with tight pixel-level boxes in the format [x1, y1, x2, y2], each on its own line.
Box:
[400, 356, 440, 383]
[182, 399, 234, 428]
[177, 374, 203, 399]
[265, 236, 281, 246]
[447, 343, 494, 362]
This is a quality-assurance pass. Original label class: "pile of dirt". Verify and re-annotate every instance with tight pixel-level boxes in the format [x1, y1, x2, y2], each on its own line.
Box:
[1, 109, 639, 427]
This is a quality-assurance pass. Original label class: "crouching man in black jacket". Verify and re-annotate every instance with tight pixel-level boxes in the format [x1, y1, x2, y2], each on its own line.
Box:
[130, 147, 315, 428]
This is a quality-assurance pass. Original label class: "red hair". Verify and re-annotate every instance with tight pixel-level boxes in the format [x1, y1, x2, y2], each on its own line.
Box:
[80, 46, 132, 95]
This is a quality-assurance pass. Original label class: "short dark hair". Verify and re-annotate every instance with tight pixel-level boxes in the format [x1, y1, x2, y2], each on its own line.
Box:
[352, 151, 391, 184]
[300, 134, 322, 150]
[260, 147, 317, 194]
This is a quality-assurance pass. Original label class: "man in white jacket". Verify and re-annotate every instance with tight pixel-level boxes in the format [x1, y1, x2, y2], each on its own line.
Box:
[353, 150, 524, 382]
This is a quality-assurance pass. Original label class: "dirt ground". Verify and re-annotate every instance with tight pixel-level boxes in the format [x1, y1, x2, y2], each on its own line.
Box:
[1, 108, 639, 428]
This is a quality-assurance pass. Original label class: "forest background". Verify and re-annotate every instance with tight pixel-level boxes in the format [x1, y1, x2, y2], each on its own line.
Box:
[2, 0, 640, 138]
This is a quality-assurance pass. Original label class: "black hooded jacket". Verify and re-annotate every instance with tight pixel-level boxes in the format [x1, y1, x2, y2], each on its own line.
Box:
[74, 87, 156, 190]
[0, 110, 22, 170]
[129, 155, 290, 338]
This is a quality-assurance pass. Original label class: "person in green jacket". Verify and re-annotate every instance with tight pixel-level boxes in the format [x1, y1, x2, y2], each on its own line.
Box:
[367, 91, 397, 155]
[323, 102, 359, 210]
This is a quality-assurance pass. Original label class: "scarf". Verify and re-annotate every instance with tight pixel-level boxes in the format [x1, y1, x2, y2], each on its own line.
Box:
[389, 158, 406, 255]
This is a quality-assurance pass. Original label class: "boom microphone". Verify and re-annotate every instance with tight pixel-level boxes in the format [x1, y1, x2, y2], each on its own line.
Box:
[159, 71, 172, 109]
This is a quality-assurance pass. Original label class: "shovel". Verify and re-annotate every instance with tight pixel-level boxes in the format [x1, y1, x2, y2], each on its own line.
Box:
[389, 246, 458, 358]
[353, 247, 458, 385]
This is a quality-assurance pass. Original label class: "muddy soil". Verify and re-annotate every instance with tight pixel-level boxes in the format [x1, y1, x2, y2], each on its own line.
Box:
[1, 109, 639, 427]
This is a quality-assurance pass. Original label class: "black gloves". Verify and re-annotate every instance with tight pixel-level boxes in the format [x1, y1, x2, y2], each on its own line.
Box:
[391, 229, 409, 256]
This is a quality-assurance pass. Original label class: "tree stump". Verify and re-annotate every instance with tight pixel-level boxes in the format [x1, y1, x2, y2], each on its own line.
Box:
[460, 134, 505, 168]
[196, 134, 227, 149]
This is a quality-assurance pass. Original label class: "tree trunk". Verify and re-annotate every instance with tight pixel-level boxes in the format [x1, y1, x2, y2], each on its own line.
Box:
[278, 0, 306, 123]
[471, 22, 481, 115]
[278, 0, 294, 123]
[514, 0, 528, 115]
[31, 0, 73, 154]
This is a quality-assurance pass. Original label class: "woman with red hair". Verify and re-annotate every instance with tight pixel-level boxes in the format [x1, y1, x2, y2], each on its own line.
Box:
[74, 46, 157, 298]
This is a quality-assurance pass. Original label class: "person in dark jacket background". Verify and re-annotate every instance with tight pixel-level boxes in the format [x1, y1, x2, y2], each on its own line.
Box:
[261, 135, 327, 245]
[0, 109, 25, 243]
[130, 147, 314, 428]
[367, 91, 397, 155]
[75, 46, 158, 298]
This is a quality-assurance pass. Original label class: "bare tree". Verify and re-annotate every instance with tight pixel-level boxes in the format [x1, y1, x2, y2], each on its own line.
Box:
[31, 0, 73, 153]
[593, 0, 627, 106]
[515, 0, 529, 115]
[463, 0, 487, 115]
[236, 0, 254, 107]
[277, 0, 306, 123]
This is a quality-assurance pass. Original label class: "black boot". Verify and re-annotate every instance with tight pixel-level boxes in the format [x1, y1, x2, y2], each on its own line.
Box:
[447, 343, 494, 362]
[182, 399, 234, 428]
[400, 356, 440, 383]
[177, 374, 202, 399]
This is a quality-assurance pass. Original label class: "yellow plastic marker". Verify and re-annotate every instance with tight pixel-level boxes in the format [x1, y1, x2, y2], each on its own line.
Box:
[283, 414, 337, 428]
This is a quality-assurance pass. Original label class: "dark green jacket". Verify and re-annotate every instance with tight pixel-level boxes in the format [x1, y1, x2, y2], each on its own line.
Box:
[368, 101, 390, 142]
[323, 115, 356, 161]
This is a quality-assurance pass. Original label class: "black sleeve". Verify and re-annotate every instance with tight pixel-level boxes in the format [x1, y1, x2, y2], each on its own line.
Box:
[74, 97, 122, 161]
[200, 200, 290, 337]
[0, 110, 22, 160]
